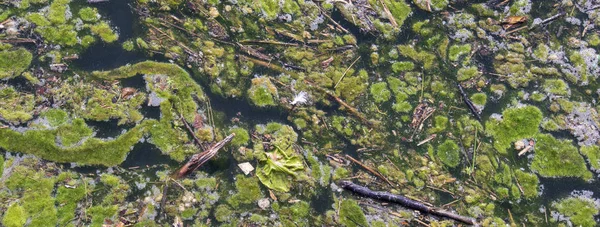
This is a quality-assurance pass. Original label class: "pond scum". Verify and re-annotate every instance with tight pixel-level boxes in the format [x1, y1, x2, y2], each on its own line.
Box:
[1, 0, 600, 226]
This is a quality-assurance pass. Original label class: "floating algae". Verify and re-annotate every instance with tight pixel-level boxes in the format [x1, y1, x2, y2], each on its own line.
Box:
[1, 0, 600, 226]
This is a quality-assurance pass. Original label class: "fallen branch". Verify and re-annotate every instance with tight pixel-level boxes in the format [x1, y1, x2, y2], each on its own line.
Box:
[340, 181, 477, 225]
[176, 133, 235, 178]
[344, 155, 393, 186]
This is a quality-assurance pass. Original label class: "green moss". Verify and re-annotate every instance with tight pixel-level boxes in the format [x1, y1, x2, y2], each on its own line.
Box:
[449, 44, 471, 62]
[339, 199, 368, 227]
[78, 7, 99, 22]
[55, 179, 86, 226]
[470, 93, 487, 107]
[335, 69, 369, 103]
[486, 106, 542, 154]
[214, 204, 233, 223]
[47, 0, 71, 25]
[391, 61, 415, 73]
[229, 127, 250, 146]
[437, 140, 460, 167]
[90, 22, 118, 43]
[56, 118, 93, 147]
[227, 174, 263, 208]
[397, 45, 436, 69]
[515, 170, 539, 199]
[370, 82, 391, 103]
[429, 115, 448, 133]
[541, 119, 560, 131]
[587, 33, 600, 46]
[0, 87, 36, 124]
[552, 196, 599, 227]
[0, 48, 33, 79]
[248, 77, 278, 107]
[2, 203, 27, 227]
[581, 145, 600, 171]
[531, 134, 592, 180]
[457, 66, 479, 81]
[543, 79, 570, 96]
[0, 120, 148, 166]
[122, 40, 135, 51]
[88, 205, 118, 227]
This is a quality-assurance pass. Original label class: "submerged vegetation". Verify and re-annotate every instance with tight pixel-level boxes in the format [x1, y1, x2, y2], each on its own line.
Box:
[1, 0, 600, 226]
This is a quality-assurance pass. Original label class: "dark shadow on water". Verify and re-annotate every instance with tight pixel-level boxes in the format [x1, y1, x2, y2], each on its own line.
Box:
[74, 43, 146, 71]
[73, 0, 146, 71]
[122, 142, 180, 168]
[86, 119, 131, 138]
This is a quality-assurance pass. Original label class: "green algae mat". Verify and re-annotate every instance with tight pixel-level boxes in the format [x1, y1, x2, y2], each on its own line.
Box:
[1, 0, 600, 226]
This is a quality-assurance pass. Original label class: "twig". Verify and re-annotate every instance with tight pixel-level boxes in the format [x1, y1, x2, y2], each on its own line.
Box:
[176, 134, 235, 178]
[178, 112, 208, 151]
[344, 155, 394, 186]
[529, 12, 565, 30]
[334, 56, 361, 88]
[239, 39, 299, 46]
[306, 80, 372, 127]
[340, 181, 478, 225]
[379, 0, 398, 27]
[502, 25, 528, 36]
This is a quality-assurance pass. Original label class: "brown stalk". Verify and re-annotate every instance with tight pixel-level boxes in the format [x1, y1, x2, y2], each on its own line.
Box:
[344, 154, 394, 186]
[176, 133, 235, 178]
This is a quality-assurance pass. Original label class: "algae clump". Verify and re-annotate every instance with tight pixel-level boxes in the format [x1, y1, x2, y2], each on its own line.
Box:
[552, 195, 600, 227]
[2, 203, 27, 227]
[531, 134, 592, 180]
[437, 139, 461, 167]
[339, 199, 368, 227]
[486, 106, 542, 154]
[248, 77, 278, 107]
[0, 48, 33, 79]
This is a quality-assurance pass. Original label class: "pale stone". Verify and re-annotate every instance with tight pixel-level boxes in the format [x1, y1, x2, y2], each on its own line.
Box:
[238, 162, 254, 175]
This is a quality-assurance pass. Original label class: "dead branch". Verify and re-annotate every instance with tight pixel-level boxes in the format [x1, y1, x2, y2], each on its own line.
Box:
[340, 181, 477, 225]
[176, 133, 235, 178]
[344, 155, 394, 186]
[178, 112, 208, 151]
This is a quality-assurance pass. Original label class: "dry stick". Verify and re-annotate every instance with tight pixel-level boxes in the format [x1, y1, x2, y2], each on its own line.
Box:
[334, 56, 361, 88]
[176, 133, 235, 178]
[239, 39, 299, 46]
[502, 25, 528, 37]
[529, 12, 565, 30]
[340, 181, 478, 225]
[178, 112, 208, 151]
[344, 155, 394, 186]
[379, 0, 398, 27]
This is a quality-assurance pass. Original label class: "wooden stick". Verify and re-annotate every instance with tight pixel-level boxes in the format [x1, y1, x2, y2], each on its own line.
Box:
[344, 155, 394, 186]
[340, 181, 478, 225]
[334, 56, 361, 88]
[176, 134, 235, 178]
[178, 112, 208, 151]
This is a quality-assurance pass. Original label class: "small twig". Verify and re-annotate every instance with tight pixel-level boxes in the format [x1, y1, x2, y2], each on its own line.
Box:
[502, 25, 528, 36]
[345, 154, 394, 186]
[178, 112, 208, 151]
[379, 0, 398, 27]
[334, 56, 361, 88]
[529, 12, 565, 30]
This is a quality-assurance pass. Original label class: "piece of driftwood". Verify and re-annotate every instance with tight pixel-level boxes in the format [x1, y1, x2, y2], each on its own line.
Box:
[176, 133, 235, 178]
[339, 181, 478, 225]
[457, 83, 482, 121]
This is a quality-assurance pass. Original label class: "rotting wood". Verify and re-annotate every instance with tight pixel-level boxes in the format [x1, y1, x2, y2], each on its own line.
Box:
[340, 181, 478, 225]
[344, 154, 394, 186]
[176, 133, 235, 178]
